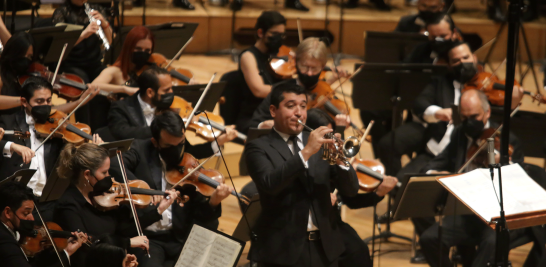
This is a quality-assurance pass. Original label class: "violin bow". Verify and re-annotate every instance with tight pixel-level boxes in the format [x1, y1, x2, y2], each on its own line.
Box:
[171, 155, 214, 188]
[183, 73, 216, 129]
[354, 120, 374, 162]
[32, 202, 67, 267]
[164, 37, 194, 70]
[297, 18, 303, 44]
[457, 106, 519, 173]
[51, 43, 68, 88]
[116, 150, 150, 257]
[311, 65, 363, 109]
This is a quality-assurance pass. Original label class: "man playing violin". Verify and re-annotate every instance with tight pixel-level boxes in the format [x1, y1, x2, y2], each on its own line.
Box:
[419, 89, 524, 267]
[244, 83, 359, 267]
[108, 111, 234, 267]
[0, 76, 103, 221]
[0, 181, 87, 267]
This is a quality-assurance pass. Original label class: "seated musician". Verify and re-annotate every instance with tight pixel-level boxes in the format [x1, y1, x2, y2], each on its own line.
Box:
[404, 14, 461, 64]
[0, 181, 87, 267]
[0, 33, 100, 115]
[419, 89, 524, 267]
[249, 37, 349, 130]
[394, 0, 444, 33]
[243, 83, 359, 267]
[0, 76, 102, 220]
[108, 111, 234, 267]
[85, 234, 139, 267]
[54, 142, 178, 267]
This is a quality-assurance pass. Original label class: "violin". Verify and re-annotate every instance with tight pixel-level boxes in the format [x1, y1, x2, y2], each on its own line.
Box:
[462, 70, 519, 106]
[169, 96, 246, 142]
[165, 153, 250, 205]
[18, 63, 88, 101]
[351, 159, 401, 192]
[92, 178, 186, 211]
[4, 130, 30, 139]
[269, 45, 297, 80]
[308, 81, 361, 130]
[34, 109, 93, 145]
[20, 222, 90, 257]
[466, 128, 513, 168]
[136, 53, 193, 86]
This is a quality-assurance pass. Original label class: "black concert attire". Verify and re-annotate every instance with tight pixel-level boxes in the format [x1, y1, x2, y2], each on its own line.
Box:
[236, 47, 283, 134]
[394, 14, 423, 33]
[107, 94, 153, 140]
[54, 185, 162, 267]
[419, 122, 524, 267]
[404, 42, 436, 64]
[52, 2, 110, 131]
[0, 110, 64, 221]
[244, 129, 359, 266]
[108, 138, 221, 267]
[0, 222, 70, 267]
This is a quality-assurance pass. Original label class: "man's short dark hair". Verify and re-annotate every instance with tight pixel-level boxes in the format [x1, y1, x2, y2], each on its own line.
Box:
[426, 13, 455, 31]
[270, 82, 307, 108]
[150, 110, 185, 141]
[439, 41, 470, 62]
[20, 76, 53, 101]
[306, 108, 335, 130]
[255, 11, 286, 35]
[137, 66, 171, 97]
[0, 181, 35, 213]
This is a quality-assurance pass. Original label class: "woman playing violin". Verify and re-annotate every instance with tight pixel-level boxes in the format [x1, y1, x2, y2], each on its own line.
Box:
[54, 142, 178, 267]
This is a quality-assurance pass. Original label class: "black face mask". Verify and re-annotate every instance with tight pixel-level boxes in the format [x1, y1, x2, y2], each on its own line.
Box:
[91, 176, 114, 195]
[451, 62, 477, 84]
[297, 68, 321, 89]
[462, 118, 484, 139]
[266, 34, 284, 55]
[418, 10, 441, 24]
[30, 105, 52, 124]
[12, 57, 31, 76]
[152, 92, 174, 110]
[11, 211, 35, 237]
[431, 38, 452, 55]
[132, 51, 151, 69]
[159, 142, 185, 168]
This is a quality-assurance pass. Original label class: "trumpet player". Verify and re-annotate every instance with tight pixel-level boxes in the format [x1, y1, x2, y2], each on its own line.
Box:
[243, 83, 359, 267]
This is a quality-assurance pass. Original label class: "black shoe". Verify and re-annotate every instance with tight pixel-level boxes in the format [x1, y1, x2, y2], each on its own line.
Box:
[487, 5, 505, 22]
[370, 0, 391, 11]
[132, 0, 143, 7]
[342, 0, 358, 8]
[230, 0, 242, 10]
[285, 0, 310, 11]
[173, 0, 195, 10]
[410, 249, 427, 264]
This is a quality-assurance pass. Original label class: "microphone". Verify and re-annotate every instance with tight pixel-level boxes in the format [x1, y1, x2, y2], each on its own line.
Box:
[194, 110, 204, 115]
[487, 137, 495, 166]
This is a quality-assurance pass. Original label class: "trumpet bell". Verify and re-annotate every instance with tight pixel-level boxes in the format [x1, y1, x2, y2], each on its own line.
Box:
[342, 136, 360, 158]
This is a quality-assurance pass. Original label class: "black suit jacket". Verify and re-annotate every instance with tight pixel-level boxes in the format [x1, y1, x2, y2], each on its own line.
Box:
[107, 94, 152, 141]
[394, 14, 423, 33]
[108, 139, 221, 242]
[0, 110, 64, 180]
[244, 130, 359, 265]
[422, 122, 524, 173]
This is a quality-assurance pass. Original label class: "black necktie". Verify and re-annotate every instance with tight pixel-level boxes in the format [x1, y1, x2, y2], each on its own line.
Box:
[289, 135, 300, 155]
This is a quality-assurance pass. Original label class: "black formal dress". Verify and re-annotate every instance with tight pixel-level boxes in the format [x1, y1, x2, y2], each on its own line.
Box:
[244, 129, 359, 266]
[419, 123, 524, 267]
[107, 94, 153, 141]
[108, 139, 221, 267]
[54, 185, 163, 267]
[394, 14, 423, 33]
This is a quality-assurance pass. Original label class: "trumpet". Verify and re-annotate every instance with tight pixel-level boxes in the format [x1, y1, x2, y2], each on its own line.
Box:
[84, 3, 110, 50]
[297, 119, 360, 167]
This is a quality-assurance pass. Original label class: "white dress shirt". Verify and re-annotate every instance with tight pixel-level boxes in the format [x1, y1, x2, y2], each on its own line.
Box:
[137, 94, 156, 126]
[2, 113, 47, 196]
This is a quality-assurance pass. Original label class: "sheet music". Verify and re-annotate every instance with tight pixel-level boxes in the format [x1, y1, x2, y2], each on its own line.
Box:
[175, 225, 242, 267]
[439, 164, 546, 222]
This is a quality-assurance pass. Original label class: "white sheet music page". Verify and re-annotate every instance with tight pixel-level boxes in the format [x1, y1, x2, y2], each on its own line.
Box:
[175, 225, 242, 267]
[438, 164, 546, 222]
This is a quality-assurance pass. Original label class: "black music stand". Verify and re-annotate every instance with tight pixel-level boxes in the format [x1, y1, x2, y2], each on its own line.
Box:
[29, 26, 82, 65]
[232, 194, 261, 242]
[238, 128, 270, 176]
[0, 169, 36, 186]
[100, 139, 134, 158]
[364, 32, 429, 63]
[353, 63, 447, 244]
[105, 22, 198, 65]
[172, 82, 227, 112]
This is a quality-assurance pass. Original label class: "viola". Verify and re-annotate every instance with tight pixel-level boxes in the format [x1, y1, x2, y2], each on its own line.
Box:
[461, 71, 518, 106]
[19, 222, 90, 257]
[269, 45, 297, 80]
[136, 53, 193, 86]
[169, 96, 246, 142]
[308, 81, 360, 130]
[18, 63, 88, 101]
[466, 128, 513, 168]
[165, 153, 250, 205]
[34, 109, 93, 145]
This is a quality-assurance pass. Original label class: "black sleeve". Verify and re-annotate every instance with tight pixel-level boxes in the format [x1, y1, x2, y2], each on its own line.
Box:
[341, 192, 384, 209]
[413, 79, 439, 120]
[31, 248, 70, 267]
[0, 242, 33, 267]
[109, 145, 141, 183]
[116, 205, 162, 237]
[107, 102, 152, 141]
[51, 8, 66, 25]
[394, 19, 406, 32]
[329, 165, 359, 197]
[248, 94, 273, 129]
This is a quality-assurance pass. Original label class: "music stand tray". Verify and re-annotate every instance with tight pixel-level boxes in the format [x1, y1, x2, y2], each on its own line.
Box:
[364, 31, 428, 63]
[29, 26, 82, 64]
[100, 139, 134, 158]
[1, 169, 37, 187]
[232, 195, 260, 242]
[172, 82, 226, 112]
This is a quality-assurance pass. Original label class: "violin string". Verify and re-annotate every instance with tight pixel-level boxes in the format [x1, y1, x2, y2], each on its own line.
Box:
[32, 202, 66, 267]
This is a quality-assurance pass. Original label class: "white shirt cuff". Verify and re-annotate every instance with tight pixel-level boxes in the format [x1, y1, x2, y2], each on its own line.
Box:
[298, 151, 309, 168]
[211, 141, 220, 156]
[423, 105, 442, 123]
[338, 165, 350, 171]
[3, 141, 13, 158]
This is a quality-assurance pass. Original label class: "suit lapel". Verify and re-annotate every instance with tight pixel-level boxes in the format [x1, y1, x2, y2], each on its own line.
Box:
[15, 111, 30, 148]
[145, 141, 163, 190]
[127, 94, 146, 127]
[268, 130, 293, 161]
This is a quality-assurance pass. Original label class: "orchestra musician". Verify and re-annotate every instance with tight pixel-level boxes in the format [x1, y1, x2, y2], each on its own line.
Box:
[108, 111, 234, 267]
[0, 33, 100, 115]
[243, 83, 360, 267]
[419, 89, 524, 267]
[85, 234, 139, 267]
[0, 181, 87, 267]
[0, 76, 102, 221]
[54, 142, 178, 267]
[394, 0, 445, 33]
[249, 37, 349, 130]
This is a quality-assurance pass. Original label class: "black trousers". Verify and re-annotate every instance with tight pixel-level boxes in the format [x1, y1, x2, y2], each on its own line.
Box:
[258, 239, 338, 267]
[420, 215, 496, 267]
[377, 122, 426, 176]
[338, 222, 372, 267]
[140, 232, 183, 267]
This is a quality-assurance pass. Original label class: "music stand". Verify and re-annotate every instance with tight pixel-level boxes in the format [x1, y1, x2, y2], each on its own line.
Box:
[364, 31, 429, 63]
[352, 63, 447, 244]
[105, 22, 198, 65]
[100, 139, 134, 158]
[232, 194, 261, 242]
[29, 26, 82, 64]
[172, 82, 227, 112]
[0, 169, 36, 187]
[238, 128, 270, 176]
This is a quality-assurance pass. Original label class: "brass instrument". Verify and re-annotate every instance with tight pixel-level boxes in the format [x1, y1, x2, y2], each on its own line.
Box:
[297, 119, 360, 167]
